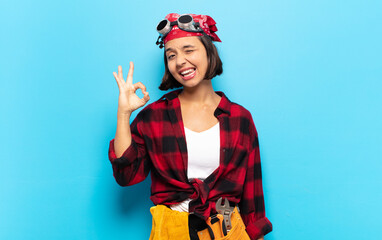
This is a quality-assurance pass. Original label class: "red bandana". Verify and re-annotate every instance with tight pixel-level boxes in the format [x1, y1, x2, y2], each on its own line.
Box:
[162, 13, 222, 44]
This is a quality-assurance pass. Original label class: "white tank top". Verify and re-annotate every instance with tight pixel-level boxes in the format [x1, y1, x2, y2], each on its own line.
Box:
[170, 122, 220, 212]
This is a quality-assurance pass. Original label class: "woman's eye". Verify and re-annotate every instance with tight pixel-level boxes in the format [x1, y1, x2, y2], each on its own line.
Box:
[186, 50, 194, 53]
[167, 55, 175, 60]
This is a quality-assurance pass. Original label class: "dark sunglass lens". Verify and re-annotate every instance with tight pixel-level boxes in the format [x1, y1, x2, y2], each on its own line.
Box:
[157, 20, 168, 31]
[178, 15, 192, 24]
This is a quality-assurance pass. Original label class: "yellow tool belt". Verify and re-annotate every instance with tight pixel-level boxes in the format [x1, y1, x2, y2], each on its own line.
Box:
[149, 205, 250, 240]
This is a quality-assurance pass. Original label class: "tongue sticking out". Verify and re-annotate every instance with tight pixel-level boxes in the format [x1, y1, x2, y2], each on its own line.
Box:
[181, 68, 195, 76]
[181, 69, 196, 80]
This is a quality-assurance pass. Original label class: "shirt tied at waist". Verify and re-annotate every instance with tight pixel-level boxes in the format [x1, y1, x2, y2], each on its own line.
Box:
[188, 178, 214, 220]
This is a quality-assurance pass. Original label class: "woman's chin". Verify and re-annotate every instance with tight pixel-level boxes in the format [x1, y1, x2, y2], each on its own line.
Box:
[177, 78, 204, 89]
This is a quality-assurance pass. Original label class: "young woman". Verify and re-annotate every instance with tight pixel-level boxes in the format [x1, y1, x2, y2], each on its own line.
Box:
[108, 13, 272, 240]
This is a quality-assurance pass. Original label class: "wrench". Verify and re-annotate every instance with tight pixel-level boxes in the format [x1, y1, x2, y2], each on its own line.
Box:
[215, 197, 235, 232]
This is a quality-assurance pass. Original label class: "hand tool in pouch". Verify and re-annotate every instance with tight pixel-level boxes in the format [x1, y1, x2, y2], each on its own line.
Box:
[215, 197, 235, 234]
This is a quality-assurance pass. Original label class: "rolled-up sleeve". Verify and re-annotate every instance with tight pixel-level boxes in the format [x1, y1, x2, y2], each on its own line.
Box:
[108, 109, 151, 186]
[239, 115, 272, 239]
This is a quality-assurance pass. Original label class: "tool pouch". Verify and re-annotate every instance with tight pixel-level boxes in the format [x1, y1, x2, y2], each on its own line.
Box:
[149, 205, 190, 240]
[149, 205, 250, 240]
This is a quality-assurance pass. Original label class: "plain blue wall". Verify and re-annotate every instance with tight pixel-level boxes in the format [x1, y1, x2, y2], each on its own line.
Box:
[1, 0, 381, 239]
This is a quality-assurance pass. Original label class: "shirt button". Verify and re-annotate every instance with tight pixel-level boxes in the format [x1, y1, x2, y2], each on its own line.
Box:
[223, 148, 226, 152]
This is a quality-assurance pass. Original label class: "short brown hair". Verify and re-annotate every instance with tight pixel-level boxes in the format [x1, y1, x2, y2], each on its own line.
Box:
[158, 36, 223, 91]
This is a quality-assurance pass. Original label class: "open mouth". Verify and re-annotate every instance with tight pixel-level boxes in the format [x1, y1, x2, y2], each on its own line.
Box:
[179, 68, 196, 77]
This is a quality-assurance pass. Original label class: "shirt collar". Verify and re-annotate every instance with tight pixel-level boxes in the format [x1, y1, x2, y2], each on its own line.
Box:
[161, 89, 231, 116]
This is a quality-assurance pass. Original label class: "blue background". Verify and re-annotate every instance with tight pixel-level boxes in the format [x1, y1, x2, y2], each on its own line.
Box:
[1, 0, 381, 239]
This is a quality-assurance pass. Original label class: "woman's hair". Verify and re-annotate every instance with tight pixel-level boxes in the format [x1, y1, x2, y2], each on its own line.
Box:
[158, 36, 223, 91]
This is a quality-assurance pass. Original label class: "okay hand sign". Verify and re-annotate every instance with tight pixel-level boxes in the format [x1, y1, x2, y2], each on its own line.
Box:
[113, 62, 150, 114]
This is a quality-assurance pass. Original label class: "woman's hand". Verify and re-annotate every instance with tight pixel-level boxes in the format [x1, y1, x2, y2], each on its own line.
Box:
[113, 62, 150, 114]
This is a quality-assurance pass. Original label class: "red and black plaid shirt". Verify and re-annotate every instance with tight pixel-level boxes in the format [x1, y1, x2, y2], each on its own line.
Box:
[108, 89, 272, 239]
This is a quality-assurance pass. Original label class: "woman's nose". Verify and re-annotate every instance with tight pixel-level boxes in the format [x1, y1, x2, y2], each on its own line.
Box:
[176, 53, 187, 66]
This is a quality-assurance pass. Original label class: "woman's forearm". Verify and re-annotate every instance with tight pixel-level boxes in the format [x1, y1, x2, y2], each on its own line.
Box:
[114, 111, 132, 158]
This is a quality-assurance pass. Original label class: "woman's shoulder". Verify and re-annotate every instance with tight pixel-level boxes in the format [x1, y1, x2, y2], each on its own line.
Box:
[231, 102, 252, 116]
[220, 92, 259, 136]
[145, 90, 179, 109]
[221, 91, 254, 120]
[134, 90, 179, 118]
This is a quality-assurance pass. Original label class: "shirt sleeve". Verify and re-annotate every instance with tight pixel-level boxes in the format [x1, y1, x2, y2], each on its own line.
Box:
[238, 115, 272, 239]
[108, 109, 151, 186]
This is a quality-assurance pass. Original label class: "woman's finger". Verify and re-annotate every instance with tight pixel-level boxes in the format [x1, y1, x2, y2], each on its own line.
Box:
[133, 82, 147, 93]
[143, 91, 150, 102]
[118, 65, 123, 80]
[127, 61, 134, 85]
[113, 72, 122, 90]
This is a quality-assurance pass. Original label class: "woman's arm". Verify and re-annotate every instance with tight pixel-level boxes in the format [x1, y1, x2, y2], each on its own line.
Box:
[109, 63, 151, 186]
[238, 114, 272, 239]
[112, 62, 150, 158]
[114, 111, 132, 158]
[109, 109, 151, 186]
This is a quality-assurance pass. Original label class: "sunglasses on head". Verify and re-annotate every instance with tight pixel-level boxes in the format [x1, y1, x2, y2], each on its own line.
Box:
[156, 14, 208, 49]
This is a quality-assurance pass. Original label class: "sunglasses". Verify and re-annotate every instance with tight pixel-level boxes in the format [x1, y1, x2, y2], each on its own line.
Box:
[156, 14, 208, 48]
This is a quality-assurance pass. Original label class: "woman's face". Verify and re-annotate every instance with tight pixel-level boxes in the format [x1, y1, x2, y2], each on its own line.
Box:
[164, 36, 208, 88]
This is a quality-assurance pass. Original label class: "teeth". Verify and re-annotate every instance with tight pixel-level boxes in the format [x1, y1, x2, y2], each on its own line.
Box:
[184, 71, 194, 77]
[181, 69, 194, 75]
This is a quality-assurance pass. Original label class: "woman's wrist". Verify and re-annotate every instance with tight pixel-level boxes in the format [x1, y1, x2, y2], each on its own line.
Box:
[117, 110, 132, 119]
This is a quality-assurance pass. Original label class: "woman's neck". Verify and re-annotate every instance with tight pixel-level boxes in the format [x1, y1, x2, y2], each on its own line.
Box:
[179, 80, 220, 105]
